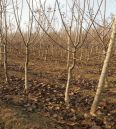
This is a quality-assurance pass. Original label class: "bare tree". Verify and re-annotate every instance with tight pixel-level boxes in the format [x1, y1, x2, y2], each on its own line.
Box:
[57, 0, 104, 106]
[12, 0, 35, 94]
[3, 0, 9, 83]
[90, 16, 116, 116]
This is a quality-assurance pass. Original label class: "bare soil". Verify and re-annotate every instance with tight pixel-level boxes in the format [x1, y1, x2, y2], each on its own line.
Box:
[0, 56, 116, 129]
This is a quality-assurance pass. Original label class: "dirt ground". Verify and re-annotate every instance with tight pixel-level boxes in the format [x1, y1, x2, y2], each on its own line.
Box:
[0, 55, 116, 129]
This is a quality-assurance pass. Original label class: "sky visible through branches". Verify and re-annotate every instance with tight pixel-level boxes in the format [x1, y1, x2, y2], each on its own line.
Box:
[5, 0, 116, 32]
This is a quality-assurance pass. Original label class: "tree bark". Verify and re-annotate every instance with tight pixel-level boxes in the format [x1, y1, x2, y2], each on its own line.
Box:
[65, 50, 76, 106]
[0, 0, 2, 65]
[90, 17, 116, 116]
[4, 2, 9, 84]
[24, 45, 29, 94]
[3, 44, 8, 83]
[67, 34, 70, 68]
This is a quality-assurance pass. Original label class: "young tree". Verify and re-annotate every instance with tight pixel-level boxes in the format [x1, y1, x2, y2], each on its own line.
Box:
[3, 0, 9, 83]
[90, 16, 116, 116]
[12, 0, 35, 94]
[57, 0, 103, 106]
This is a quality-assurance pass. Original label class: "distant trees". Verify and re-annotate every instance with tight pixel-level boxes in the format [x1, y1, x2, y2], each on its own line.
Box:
[11, 0, 114, 114]
[0, 0, 115, 117]
[0, 0, 10, 84]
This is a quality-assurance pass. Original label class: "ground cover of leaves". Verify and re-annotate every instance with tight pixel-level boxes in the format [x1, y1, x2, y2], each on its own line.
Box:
[0, 76, 116, 129]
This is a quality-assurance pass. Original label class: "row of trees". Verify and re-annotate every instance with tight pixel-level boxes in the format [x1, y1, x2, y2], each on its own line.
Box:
[0, 0, 116, 116]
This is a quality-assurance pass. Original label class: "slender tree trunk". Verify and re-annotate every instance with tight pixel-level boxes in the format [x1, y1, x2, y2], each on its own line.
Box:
[65, 50, 76, 106]
[44, 49, 48, 61]
[67, 35, 70, 68]
[0, 36, 2, 65]
[4, 3, 8, 84]
[79, 48, 83, 61]
[103, 52, 109, 88]
[51, 44, 54, 58]
[104, 71, 109, 88]
[25, 45, 29, 94]
[3, 44, 8, 83]
[0, 0, 2, 65]
[90, 17, 116, 116]
[39, 42, 42, 57]
[101, 51, 108, 88]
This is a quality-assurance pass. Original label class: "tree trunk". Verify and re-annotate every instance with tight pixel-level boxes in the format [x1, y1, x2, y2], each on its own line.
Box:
[4, 4, 8, 84]
[44, 49, 48, 61]
[104, 72, 109, 88]
[24, 45, 29, 94]
[90, 17, 116, 116]
[3, 44, 8, 84]
[0, 0, 2, 65]
[65, 50, 76, 106]
[0, 42, 2, 65]
[67, 35, 70, 68]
